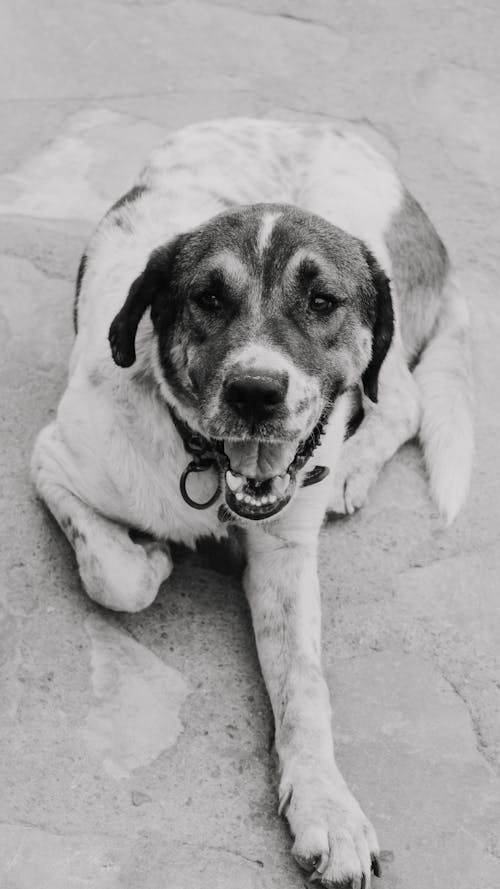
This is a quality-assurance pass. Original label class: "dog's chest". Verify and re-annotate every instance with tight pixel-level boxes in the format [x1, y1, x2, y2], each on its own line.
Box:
[114, 399, 226, 545]
[58, 377, 226, 546]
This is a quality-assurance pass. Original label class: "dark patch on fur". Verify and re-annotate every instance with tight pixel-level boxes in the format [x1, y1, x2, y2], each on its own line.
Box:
[255, 621, 285, 641]
[130, 365, 159, 393]
[105, 184, 149, 234]
[73, 253, 87, 333]
[295, 395, 311, 413]
[385, 188, 449, 362]
[108, 184, 148, 214]
[129, 528, 156, 545]
[113, 214, 133, 233]
[88, 368, 104, 387]
[60, 515, 86, 548]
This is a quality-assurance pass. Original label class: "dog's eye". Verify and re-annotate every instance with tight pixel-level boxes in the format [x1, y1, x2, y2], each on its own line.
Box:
[308, 293, 338, 315]
[193, 291, 221, 312]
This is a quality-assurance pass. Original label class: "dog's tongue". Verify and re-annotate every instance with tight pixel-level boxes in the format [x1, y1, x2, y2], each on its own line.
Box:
[224, 440, 297, 480]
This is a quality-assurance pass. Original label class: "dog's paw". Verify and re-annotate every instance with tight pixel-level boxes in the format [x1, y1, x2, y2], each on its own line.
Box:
[279, 766, 380, 888]
[327, 438, 381, 516]
[76, 532, 173, 613]
[328, 463, 379, 516]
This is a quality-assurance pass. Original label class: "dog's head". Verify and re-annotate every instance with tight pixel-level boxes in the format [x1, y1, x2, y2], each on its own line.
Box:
[109, 204, 393, 521]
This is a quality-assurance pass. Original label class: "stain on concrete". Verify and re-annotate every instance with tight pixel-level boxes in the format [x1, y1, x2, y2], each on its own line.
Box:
[81, 615, 190, 780]
[0, 109, 168, 223]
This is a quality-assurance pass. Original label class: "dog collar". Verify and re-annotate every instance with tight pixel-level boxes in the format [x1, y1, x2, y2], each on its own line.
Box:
[169, 408, 330, 512]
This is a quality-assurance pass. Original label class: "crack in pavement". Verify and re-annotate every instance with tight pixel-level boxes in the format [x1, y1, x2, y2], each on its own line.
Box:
[205, 2, 337, 33]
[437, 666, 499, 776]
[0, 819, 122, 840]
[178, 839, 265, 868]
[123, 0, 338, 35]
[0, 248, 75, 282]
[0, 823, 266, 870]
[458, 827, 500, 863]
[0, 87, 256, 105]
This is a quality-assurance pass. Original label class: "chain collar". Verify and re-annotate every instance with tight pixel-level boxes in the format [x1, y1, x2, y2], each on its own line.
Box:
[169, 407, 330, 511]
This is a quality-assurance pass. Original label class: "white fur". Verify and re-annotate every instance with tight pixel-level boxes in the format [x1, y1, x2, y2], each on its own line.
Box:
[257, 210, 282, 255]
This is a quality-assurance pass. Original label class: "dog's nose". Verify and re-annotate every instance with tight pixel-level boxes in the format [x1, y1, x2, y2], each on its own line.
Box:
[224, 372, 288, 422]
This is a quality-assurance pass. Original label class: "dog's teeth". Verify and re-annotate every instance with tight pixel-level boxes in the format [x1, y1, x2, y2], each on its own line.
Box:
[273, 473, 291, 496]
[235, 492, 244, 501]
[226, 470, 245, 493]
[268, 494, 277, 503]
[244, 495, 252, 504]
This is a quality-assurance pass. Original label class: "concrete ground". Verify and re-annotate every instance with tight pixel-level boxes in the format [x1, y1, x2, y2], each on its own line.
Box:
[1, 1, 500, 887]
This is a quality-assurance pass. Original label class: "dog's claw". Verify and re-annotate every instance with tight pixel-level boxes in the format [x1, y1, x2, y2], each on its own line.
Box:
[371, 854, 381, 878]
[307, 851, 328, 882]
[278, 784, 293, 817]
[316, 852, 329, 876]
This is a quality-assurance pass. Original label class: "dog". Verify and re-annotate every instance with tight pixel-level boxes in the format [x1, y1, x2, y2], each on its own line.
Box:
[31, 118, 473, 889]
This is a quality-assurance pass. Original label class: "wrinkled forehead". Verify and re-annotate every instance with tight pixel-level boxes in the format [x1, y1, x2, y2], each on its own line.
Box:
[182, 204, 368, 295]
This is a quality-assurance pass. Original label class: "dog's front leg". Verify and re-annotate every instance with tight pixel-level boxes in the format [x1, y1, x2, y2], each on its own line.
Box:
[32, 422, 173, 613]
[245, 525, 380, 889]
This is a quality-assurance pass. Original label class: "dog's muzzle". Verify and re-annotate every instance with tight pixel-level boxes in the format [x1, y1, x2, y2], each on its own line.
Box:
[174, 409, 330, 522]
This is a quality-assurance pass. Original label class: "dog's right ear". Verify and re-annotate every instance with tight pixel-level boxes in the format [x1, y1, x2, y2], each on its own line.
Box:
[360, 247, 394, 403]
[108, 240, 182, 368]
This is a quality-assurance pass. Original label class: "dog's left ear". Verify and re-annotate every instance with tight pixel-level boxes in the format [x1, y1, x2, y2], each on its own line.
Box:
[360, 247, 394, 403]
[108, 239, 183, 368]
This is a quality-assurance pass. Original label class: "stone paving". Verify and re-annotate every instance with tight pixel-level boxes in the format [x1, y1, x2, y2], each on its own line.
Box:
[1, 1, 500, 887]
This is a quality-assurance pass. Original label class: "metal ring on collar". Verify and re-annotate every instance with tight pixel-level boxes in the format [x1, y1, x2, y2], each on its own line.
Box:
[179, 460, 221, 510]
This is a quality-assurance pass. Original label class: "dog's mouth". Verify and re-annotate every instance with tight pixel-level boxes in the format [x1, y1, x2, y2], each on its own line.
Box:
[176, 410, 329, 520]
[222, 439, 298, 520]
